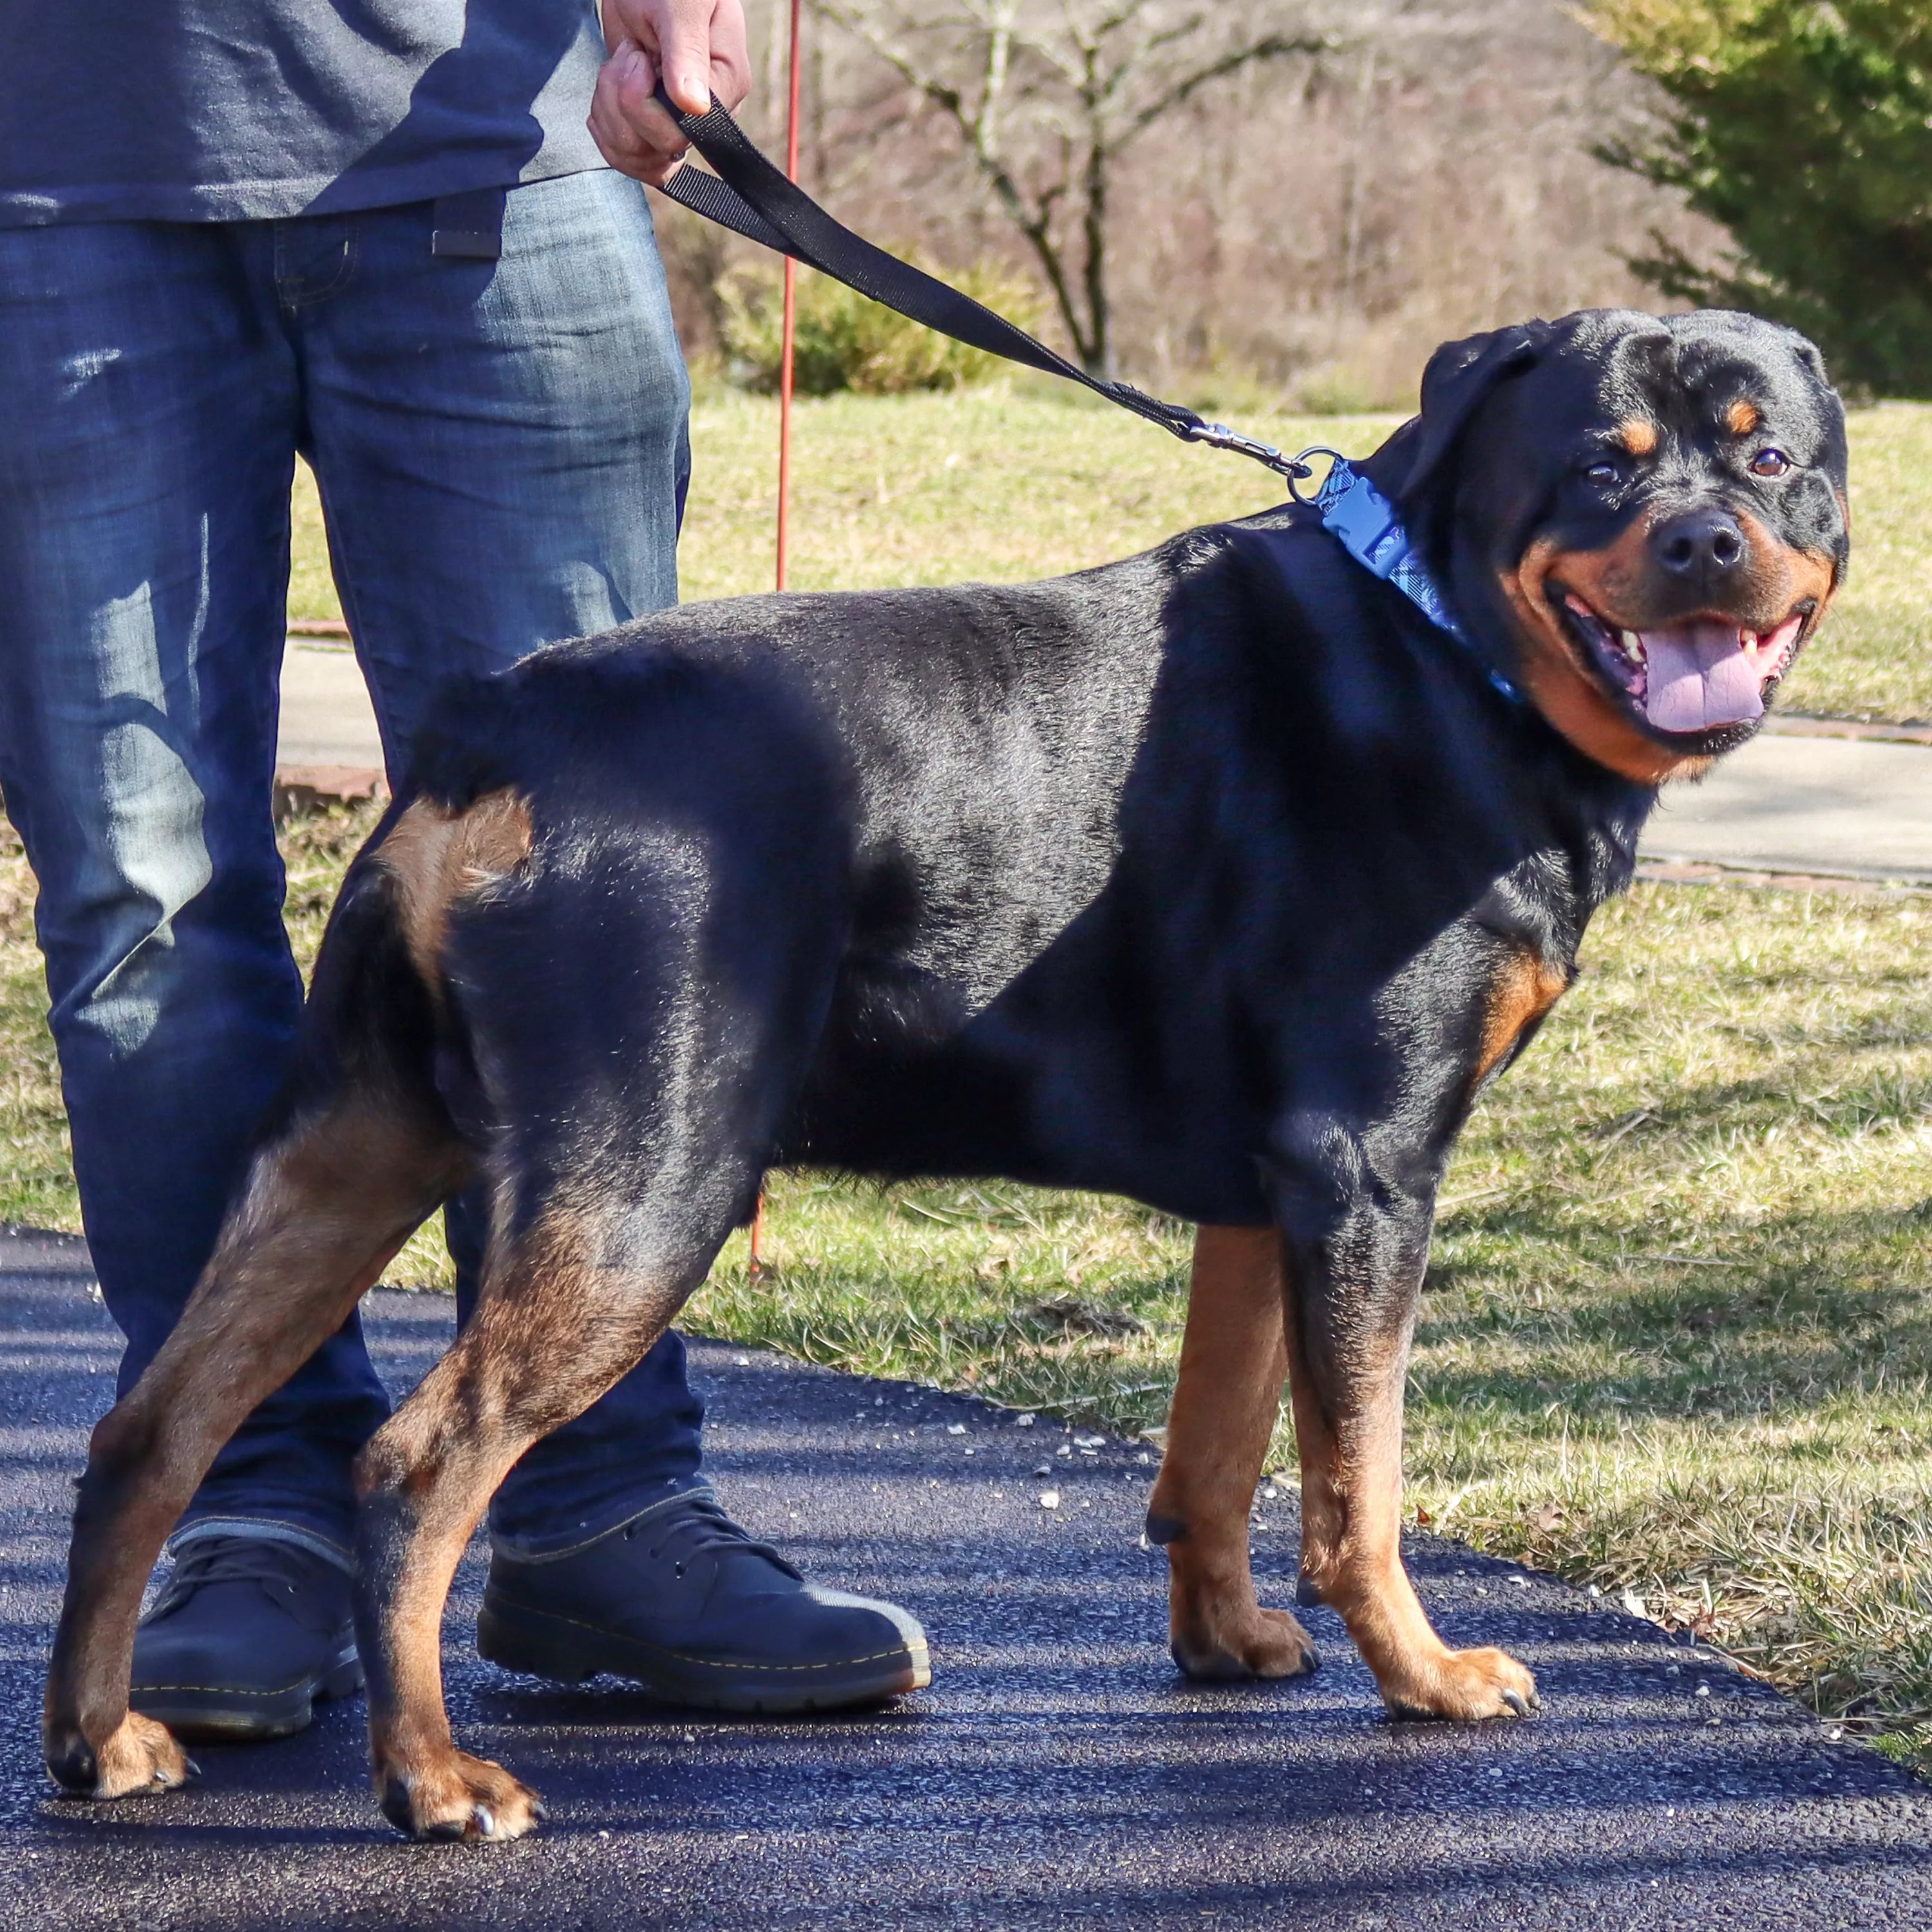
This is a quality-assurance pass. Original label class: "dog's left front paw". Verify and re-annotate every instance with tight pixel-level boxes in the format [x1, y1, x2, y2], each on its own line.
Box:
[1171, 1604, 1322, 1681]
[1380, 1645, 1540, 1721]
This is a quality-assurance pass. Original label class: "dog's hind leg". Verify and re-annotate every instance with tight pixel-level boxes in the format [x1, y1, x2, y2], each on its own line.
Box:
[350, 779, 846, 1840]
[44, 857, 473, 1799]
[353, 1188, 734, 1842]
[1146, 1226, 1320, 1680]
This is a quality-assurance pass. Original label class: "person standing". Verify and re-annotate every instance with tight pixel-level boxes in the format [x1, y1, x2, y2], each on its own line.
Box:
[0, 0, 927, 1740]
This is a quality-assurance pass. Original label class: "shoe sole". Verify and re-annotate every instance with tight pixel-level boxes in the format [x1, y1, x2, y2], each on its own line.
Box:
[129, 1644, 364, 1744]
[476, 1595, 931, 1715]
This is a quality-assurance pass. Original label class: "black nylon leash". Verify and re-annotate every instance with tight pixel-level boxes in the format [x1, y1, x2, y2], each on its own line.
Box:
[652, 87, 1312, 486]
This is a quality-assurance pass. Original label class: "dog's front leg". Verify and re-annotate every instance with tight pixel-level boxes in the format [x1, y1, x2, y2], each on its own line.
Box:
[1148, 1226, 1319, 1679]
[1273, 1154, 1538, 1721]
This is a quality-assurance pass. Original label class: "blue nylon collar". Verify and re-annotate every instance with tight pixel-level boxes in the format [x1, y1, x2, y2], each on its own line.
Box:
[1310, 457, 1524, 706]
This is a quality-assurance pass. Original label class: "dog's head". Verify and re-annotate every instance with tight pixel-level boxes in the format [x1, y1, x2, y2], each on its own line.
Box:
[1364, 308, 1850, 782]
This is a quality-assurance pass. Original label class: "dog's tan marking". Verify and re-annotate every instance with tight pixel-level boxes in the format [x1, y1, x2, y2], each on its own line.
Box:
[1150, 1227, 1318, 1680]
[1726, 399, 1761, 437]
[1501, 511, 1839, 784]
[1475, 947, 1571, 1086]
[1284, 1284, 1538, 1720]
[375, 791, 533, 983]
[1616, 418, 1659, 457]
[1732, 507, 1840, 616]
[1501, 534, 1694, 783]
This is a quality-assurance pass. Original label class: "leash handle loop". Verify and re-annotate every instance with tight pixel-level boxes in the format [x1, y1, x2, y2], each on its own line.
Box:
[653, 89, 1311, 485]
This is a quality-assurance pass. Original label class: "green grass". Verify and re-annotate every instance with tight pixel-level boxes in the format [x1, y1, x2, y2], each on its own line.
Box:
[290, 384, 1932, 719]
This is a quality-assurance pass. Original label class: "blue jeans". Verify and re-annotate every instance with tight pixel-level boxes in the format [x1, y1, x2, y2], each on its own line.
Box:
[0, 169, 706, 1561]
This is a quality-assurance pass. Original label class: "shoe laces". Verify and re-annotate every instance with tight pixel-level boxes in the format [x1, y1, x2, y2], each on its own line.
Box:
[149, 1535, 342, 1621]
[621, 1493, 800, 1582]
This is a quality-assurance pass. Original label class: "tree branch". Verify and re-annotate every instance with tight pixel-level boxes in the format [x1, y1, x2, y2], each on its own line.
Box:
[1109, 32, 1332, 153]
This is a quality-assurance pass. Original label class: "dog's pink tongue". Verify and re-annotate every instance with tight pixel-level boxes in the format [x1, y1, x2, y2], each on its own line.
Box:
[1640, 621, 1766, 734]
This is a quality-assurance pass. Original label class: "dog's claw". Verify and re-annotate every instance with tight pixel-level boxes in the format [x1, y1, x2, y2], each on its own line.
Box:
[1501, 1689, 1533, 1718]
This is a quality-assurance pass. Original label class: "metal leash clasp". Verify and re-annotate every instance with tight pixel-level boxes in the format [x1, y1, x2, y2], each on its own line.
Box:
[1179, 419, 1313, 484]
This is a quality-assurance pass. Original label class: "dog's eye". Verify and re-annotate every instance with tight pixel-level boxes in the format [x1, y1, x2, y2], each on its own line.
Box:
[1749, 447, 1792, 478]
[1584, 459, 1622, 488]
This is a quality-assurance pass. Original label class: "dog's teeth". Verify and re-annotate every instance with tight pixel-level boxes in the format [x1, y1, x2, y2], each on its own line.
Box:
[1620, 630, 1645, 662]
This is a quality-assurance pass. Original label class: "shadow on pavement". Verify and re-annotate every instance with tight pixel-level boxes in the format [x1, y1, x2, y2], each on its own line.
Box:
[4, 1259, 1931, 1929]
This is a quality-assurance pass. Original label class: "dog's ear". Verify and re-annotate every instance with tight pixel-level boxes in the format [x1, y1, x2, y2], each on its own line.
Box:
[1374, 322, 1553, 507]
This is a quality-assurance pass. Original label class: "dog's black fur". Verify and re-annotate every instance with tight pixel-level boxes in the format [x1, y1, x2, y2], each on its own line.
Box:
[392, 308, 1842, 1226]
[45, 307, 1849, 1835]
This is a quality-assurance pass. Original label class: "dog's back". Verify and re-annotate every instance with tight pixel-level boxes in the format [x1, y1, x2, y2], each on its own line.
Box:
[378, 511, 1639, 1221]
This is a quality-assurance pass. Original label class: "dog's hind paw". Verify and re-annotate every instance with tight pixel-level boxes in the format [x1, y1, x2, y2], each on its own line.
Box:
[377, 1748, 545, 1843]
[1381, 1645, 1540, 1722]
[46, 1710, 196, 1800]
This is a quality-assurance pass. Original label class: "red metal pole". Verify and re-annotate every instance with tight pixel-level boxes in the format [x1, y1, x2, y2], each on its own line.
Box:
[750, 0, 802, 1280]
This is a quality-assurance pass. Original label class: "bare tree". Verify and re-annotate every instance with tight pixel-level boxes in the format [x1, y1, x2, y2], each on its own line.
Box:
[814, 1, 1331, 376]
[655, 2, 1716, 401]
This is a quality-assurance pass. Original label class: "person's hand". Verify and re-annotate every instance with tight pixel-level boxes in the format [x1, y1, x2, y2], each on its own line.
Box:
[591, 0, 752, 187]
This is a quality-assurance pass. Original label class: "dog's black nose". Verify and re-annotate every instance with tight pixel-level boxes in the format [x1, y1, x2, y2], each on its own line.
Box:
[1651, 507, 1748, 581]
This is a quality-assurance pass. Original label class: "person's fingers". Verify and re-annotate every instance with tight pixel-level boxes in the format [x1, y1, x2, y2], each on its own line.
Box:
[589, 39, 690, 185]
[592, 3, 753, 184]
[609, 0, 750, 115]
[705, 0, 753, 113]
[654, 0, 716, 117]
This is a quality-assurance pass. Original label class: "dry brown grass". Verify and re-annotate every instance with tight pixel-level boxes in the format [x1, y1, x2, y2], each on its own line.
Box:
[290, 387, 1932, 720]
[14, 378, 1928, 1772]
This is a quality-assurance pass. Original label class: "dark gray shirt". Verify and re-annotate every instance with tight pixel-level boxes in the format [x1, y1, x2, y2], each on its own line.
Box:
[0, 3, 609, 226]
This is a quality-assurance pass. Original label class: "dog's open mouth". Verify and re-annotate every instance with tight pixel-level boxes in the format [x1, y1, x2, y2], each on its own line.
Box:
[1558, 593, 1809, 736]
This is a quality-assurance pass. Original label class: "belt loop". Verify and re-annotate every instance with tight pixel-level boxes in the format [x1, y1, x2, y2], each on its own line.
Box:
[431, 186, 507, 260]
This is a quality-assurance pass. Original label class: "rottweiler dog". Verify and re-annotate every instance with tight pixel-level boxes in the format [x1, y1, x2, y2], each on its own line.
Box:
[45, 307, 1848, 1839]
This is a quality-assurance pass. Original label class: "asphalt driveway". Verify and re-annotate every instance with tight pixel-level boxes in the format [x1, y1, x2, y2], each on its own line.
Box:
[3, 1232, 1929, 1930]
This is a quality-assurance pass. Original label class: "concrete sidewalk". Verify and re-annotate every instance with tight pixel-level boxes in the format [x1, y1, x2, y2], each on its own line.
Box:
[3, 1236, 1929, 1930]
[1645, 721, 1932, 885]
[278, 640, 384, 773]
[278, 641, 1932, 884]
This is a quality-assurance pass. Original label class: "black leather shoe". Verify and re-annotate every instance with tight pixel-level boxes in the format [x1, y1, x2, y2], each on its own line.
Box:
[129, 1535, 362, 1743]
[477, 1488, 931, 1714]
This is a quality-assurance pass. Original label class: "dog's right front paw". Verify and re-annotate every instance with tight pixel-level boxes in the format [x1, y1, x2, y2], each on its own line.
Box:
[376, 1748, 545, 1843]
[45, 1711, 196, 1799]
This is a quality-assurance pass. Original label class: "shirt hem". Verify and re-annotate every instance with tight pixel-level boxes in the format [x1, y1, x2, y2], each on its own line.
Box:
[0, 149, 611, 229]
